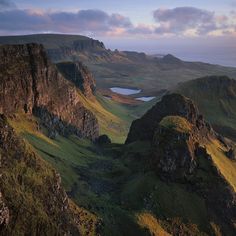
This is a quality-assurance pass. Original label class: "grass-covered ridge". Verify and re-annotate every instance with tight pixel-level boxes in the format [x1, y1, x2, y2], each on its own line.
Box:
[159, 116, 192, 133]
[175, 75, 236, 141]
[206, 139, 236, 191]
[1, 115, 87, 235]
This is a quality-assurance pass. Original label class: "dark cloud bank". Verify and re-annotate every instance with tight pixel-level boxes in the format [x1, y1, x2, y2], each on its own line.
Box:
[0, 4, 234, 36]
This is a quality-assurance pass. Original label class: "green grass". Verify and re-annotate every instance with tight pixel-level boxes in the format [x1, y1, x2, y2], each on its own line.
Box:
[120, 171, 209, 232]
[175, 76, 236, 140]
[159, 116, 192, 133]
[8, 113, 214, 235]
[206, 139, 236, 191]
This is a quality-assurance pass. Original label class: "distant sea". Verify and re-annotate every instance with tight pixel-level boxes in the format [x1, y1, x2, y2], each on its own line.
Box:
[147, 47, 236, 67]
[165, 49, 236, 67]
[106, 38, 236, 68]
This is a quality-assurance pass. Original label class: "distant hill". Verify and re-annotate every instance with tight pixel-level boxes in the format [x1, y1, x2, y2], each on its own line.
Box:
[1, 34, 236, 95]
[0, 34, 104, 50]
[175, 75, 236, 141]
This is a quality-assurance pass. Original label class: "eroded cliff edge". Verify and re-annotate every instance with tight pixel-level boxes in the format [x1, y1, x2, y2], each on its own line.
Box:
[126, 93, 236, 235]
[0, 43, 99, 140]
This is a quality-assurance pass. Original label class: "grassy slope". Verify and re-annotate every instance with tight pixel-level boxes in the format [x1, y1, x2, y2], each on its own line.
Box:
[136, 212, 171, 236]
[175, 76, 236, 141]
[88, 61, 236, 96]
[78, 91, 130, 143]
[8, 114, 149, 236]
[160, 116, 192, 133]
[8, 113, 218, 236]
[206, 139, 236, 191]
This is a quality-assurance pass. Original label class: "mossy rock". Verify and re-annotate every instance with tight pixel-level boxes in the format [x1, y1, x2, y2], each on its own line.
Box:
[159, 116, 192, 133]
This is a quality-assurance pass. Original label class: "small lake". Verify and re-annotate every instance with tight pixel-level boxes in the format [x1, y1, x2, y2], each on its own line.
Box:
[110, 87, 141, 95]
[136, 96, 156, 102]
[103, 95, 112, 100]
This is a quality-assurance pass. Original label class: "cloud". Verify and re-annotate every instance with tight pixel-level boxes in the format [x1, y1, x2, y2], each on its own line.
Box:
[0, 6, 234, 38]
[0, 0, 16, 10]
[128, 24, 153, 34]
[153, 7, 231, 36]
[0, 8, 134, 35]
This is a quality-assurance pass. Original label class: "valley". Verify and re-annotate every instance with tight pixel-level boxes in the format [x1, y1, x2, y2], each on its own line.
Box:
[0, 35, 236, 236]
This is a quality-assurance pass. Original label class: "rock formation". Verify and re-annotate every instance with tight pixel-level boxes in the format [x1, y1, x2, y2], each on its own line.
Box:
[0, 192, 9, 228]
[95, 134, 112, 146]
[56, 61, 96, 98]
[126, 93, 214, 144]
[126, 93, 236, 235]
[0, 43, 99, 140]
[0, 114, 82, 235]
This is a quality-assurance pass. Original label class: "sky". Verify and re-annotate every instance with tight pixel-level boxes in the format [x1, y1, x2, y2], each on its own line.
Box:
[0, 0, 236, 66]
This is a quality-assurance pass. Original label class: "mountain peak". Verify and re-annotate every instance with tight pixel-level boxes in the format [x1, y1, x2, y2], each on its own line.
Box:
[126, 93, 217, 179]
[126, 93, 205, 143]
[161, 54, 182, 64]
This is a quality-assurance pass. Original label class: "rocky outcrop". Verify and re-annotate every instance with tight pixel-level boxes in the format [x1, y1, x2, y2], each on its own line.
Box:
[47, 38, 106, 62]
[0, 192, 9, 228]
[56, 61, 96, 98]
[152, 118, 197, 179]
[126, 93, 236, 234]
[0, 43, 99, 140]
[0, 114, 82, 235]
[126, 93, 214, 144]
[95, 135, 111, 146]
[193, 146, 236, 235]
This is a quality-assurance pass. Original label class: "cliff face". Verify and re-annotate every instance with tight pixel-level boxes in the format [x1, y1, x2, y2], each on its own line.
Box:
[47, 38, 106, 62]
[0, 192, 9, 228]
[126, 93, 213, 144]
[126, 93, 236, 235]
[56, 61, 96, 99]
[0, 115, 81, 235]
[0, 44, 99, 140]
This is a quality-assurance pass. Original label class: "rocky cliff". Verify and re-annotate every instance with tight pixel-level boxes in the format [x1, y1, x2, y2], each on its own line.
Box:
[0, 43, 99, 140]
[126, 93, 213, 144]
[0, 114, 82, 235]
[126, 93, 236, 235]
[0, 34, 106, 62]
[56, 61, 96, 98]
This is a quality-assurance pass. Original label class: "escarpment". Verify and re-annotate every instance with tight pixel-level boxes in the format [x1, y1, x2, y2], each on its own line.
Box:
[0, 44, 99, 140]
[126, 93, 214, 144]
[126, 93, 236, 235]
[0, 114, 82, 235]
[56, 61, 96, 98]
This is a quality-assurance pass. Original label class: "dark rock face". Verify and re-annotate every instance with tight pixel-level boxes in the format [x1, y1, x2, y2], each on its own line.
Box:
[0, 192, 9, 228]
[0, 114, 81, 235]
[47, 39, 106, 62]
[56, 61, 96, 98]
[95, 135, 111, 145]
[126, 93, 213, 144]
[152, 126, 198, 180]
[194, 146, 236, 235]
[225, 148, 236, 160]
[0, 43, 99, 140]
[126, 93, 236, 234]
